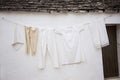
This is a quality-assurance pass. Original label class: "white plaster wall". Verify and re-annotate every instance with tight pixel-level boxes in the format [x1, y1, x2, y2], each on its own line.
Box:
[0, 12, 120, 80]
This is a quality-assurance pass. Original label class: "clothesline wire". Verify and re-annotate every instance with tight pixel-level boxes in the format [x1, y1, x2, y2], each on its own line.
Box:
[0, 17, 25, 27]
[0, 14, 112, 28]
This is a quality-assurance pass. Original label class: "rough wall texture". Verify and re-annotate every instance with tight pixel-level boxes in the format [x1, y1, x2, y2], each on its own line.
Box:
[0, 0, 120, 13]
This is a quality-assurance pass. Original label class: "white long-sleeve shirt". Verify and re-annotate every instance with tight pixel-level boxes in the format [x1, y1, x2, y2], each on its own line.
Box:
[88, 18, 109, 48]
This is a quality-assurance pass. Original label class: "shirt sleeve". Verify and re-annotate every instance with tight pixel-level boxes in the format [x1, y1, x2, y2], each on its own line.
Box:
[89, 18, 109, 48]
[97, 18, 109, 47]
[12, 24, 25, 50]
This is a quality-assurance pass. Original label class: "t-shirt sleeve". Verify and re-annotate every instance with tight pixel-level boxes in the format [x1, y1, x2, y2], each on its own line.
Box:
[12, 24, 25, 50]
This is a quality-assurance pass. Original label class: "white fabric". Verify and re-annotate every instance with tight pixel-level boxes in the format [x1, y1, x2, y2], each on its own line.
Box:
[98, 19, 109, 47]
[12, 24, 24, 50]
[38, 28, 59, 69]
[55, 26, 85, 65]
[88, 18, 109, 48]
[11, 17, 109, 69]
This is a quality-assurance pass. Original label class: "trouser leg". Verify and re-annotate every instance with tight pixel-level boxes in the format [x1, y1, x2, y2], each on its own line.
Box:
[47, 31, 59, 68]
[30, 28, 38, 56]
[25, 26, 31, 55]
[39, 30, 47, 69]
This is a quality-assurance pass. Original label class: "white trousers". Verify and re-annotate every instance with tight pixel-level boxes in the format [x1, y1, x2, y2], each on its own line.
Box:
[38, 28, 59, 69]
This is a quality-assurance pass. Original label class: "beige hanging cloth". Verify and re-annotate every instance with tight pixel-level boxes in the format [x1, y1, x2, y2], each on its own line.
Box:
[25, 26, 38, 56]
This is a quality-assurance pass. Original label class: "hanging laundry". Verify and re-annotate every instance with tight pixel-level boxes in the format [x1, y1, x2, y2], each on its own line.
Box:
[10, 17, 109, 69]
[12, 24, 25, 50]
[25, 26, 38, 56]
[55, 26, 85, 65]
[38, 28, 59, 69]
[88, 18, 109, 48]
